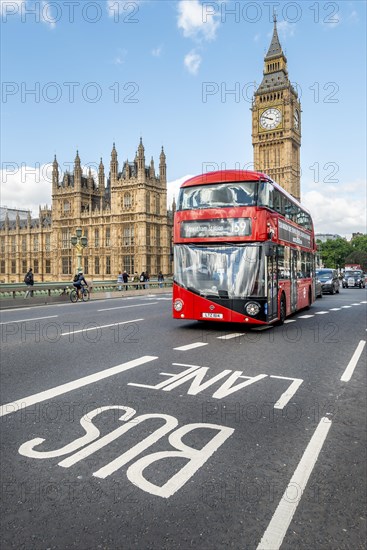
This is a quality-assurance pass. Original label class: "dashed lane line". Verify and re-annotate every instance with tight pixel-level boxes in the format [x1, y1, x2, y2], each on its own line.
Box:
[315, 311, 328, 315]
[340, 340, 366, 382]
[297, 314, 314, 319]
[217, 333, 244, 340]
[174, 342, 208, 351]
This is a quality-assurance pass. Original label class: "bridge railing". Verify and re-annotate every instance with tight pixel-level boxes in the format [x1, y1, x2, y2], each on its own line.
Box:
[0, 278, 173, 300]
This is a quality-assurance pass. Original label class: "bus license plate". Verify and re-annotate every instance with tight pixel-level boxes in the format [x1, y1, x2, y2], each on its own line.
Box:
[202, 312, 223, 319]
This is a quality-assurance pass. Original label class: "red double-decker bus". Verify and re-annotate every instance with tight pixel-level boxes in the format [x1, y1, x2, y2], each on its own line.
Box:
[172, 170, 317, 325]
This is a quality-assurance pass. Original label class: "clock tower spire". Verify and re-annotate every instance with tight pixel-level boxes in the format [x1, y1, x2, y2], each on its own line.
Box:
[252, 16, 301, 200]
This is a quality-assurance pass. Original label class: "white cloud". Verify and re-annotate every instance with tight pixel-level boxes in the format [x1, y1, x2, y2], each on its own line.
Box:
[177, 0, 220, 42]
[152, 45, 163, 57]
[302, 185, 367, 238]
[1, 164, 53, 216]
[0, 0, 24, 17]
[276, 20, 295, 38]
[167, 174, 194, 208]
[0, 163, 99, 217]
[184, 50, 202, 75]
[113, 48, 128, 65]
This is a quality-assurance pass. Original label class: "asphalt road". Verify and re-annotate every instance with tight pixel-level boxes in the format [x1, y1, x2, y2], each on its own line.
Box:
[1, 289, 366, 550]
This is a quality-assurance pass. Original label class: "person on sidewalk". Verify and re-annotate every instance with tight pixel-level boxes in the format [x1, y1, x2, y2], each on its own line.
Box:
[24, 268, 34, 298]
[117, 271, 123, 291]
[158, 271, 164, 288]
[122, 270, 129, 290]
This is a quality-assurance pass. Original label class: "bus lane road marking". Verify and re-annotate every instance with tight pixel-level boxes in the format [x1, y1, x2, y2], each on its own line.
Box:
[340, 340, 366, 382]
[128, 362, 303, 409]
[256, 417, 332, 550]
[0, 355, 158, 418]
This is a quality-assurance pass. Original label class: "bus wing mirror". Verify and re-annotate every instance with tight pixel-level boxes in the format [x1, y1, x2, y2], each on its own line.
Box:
[264, 242, 275, 257]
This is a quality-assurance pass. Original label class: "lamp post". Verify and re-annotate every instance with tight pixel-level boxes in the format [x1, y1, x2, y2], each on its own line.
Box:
[71, 228, 88, 272]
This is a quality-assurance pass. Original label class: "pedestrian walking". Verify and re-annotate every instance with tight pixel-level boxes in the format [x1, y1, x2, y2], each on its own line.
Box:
[139, 271, 145, 289]
[122, 270, 129, 290]
[24, 268, 34, 298]
[158, 271, 164, 288]
[117, 271, 123, 291]
[133, 272, 139, 290]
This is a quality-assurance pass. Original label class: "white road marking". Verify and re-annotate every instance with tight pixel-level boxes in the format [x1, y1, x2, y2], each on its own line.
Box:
[0, 356, 157, 418]
[98, 302, 158, 312]
[341, 305, 352, 309]
[284, 319, 296, 324]
[270, 376, 303, 409]
[329, 308, 341, 311]
[0, 315, 58, 325]
[297, 314, 314, 319]
[217, 333, 244, 340]
[256, 417, 332, 550]
[315, 311, 328, 315]
[351, 303, 361, 306]
[340, 340, 366, 382]
[174, 342, 209, 351]
[60, 319, 144, 337]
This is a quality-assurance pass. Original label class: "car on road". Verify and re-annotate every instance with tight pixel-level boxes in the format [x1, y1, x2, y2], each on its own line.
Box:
[342, 270, 366, 288]
[315, 277, 322, 298]
[315, 268, 340, 295]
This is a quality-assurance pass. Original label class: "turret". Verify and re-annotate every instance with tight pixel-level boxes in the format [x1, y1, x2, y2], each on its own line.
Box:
[149, 156, 155, 178]
[110, 143, 118, 183]
[159, 146, 166, 182]
[74, 150, 82, 189]
[52, 154, 59, 192]
[137, 137, 145, 176]
[98, 158, 105, 192]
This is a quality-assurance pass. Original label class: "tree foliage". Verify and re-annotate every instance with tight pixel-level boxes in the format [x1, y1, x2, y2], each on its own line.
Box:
[316, 235, 367, 270]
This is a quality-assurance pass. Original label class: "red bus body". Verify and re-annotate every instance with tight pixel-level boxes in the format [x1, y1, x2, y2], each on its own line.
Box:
[173, 170, 316, 325]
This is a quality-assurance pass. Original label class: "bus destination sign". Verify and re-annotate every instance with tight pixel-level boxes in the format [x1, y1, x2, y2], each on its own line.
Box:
[180, 218, 252, 238]
[278, 219, 311, 248]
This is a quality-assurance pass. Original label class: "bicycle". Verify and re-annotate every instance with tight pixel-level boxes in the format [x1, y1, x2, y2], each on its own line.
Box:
[70, 285, 90, 303]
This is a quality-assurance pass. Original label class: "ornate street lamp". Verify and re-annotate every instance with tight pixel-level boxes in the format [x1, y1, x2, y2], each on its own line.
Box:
[71, 228, 88, 272]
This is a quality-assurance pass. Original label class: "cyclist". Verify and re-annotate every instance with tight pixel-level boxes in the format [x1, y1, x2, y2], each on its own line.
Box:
[73, 270, 88, 300]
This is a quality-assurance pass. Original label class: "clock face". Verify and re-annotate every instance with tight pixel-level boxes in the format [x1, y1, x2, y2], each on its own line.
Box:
[259, 107, 282, 130]
[294, 109, 300, 129]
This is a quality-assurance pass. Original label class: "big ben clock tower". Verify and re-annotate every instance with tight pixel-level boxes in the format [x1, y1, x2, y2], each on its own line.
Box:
[252, 15, 301, 200]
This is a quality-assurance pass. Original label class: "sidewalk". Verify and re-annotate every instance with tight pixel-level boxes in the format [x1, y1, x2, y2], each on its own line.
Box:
[0, 286, 172, 310]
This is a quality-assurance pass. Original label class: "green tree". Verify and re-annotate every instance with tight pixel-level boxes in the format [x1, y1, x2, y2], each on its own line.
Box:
[344, 234, 367, 271]
[316, 238, 353, 269]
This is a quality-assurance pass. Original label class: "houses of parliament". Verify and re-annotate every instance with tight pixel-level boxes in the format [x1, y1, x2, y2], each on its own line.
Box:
[0, 18, 301, 283]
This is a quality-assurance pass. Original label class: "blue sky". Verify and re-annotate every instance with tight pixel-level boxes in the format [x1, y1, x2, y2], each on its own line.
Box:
[1, 0, 366, 238]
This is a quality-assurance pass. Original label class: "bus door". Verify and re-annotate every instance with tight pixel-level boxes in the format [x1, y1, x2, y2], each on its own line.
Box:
[290, 249, 298, 312]
[266, 250, 278, 321]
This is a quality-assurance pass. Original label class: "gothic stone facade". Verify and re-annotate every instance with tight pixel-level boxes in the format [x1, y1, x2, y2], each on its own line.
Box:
[0, 140, 173, 283]
[252, 16, 301, 200]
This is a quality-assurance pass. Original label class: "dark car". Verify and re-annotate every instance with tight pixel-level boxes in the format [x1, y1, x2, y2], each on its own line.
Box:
[315, 268, 340, 295]
[315, 277, 323, 298]
[342, 270, 366, 288]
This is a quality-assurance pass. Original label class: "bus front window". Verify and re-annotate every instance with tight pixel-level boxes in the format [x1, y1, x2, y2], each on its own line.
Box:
[178, 182, 257, 210]
[174, 244, 265, 298]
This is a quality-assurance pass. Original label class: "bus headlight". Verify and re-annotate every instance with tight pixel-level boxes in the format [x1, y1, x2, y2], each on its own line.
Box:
[174, 299, 184, 312]
[245, 302, 260, 316]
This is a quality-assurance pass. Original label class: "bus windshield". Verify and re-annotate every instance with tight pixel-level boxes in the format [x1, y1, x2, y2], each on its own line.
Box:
[174, 244, 265, 298]
[178, 181, 257, 210]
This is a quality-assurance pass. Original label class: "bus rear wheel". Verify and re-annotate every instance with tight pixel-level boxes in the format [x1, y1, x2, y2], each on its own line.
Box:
[278, 295, 286, 325]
